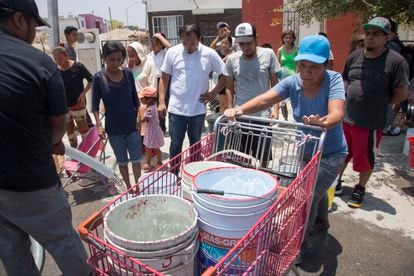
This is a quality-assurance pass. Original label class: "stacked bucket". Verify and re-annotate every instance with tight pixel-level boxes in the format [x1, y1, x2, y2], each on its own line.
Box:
[191, 167, 279, 273]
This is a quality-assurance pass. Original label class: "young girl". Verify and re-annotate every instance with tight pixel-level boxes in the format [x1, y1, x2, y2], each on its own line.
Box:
[139, 86, 164, 172]
[92, 41, 141, 190]
[215, 36, 235, 112]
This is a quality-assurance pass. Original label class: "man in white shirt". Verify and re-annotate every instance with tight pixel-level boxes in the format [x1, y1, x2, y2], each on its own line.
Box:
[158, 24, 227, 160]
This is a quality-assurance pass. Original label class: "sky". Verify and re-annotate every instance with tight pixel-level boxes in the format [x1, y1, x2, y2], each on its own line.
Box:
[35, 0, 147, 28]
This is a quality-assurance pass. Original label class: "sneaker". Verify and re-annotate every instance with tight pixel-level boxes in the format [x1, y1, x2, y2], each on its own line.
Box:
[389, 127, 401, 136]
[335, 179, 343, 196]
[347, 185, 365, 208]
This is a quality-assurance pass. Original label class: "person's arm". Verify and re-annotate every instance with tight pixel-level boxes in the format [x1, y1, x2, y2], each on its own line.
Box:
[302, 99, 344, 130]
[390, 86, 408, 105]
[270, 72, 279, 119]
[200, 74, 227, 103]
[158, 72, 171, 118]
[224, 88, 285, 119]
[77, 82, 92, 106]
[153, 33, 171, 49]
[225, 76, 235, 109]
[49, 114, 67, 154]
[210, 36, 220, 49]
[276, 48, 281, 63]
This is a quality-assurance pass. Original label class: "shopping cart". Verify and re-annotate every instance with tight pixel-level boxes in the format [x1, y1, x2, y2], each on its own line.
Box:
[78, 115, 325, 276]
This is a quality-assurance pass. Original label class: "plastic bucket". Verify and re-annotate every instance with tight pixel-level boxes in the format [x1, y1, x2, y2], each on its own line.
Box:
[193, 167, 278, 207]
[138, 171, 177, 195]
[403, 128, 414, 156]
[408, 137, 414, 168]
[103, 195, 198, 275]
[182, 161, 239, 201]
[327, 176, 338, 210]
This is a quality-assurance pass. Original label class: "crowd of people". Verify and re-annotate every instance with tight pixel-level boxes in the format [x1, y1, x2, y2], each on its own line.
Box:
[0, 0, 412, 273]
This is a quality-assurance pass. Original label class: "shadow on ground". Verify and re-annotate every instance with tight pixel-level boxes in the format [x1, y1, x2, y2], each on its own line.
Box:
[297, 232, 342, 276]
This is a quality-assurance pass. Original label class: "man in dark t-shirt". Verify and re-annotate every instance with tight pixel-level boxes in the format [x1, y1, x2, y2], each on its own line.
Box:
[338, 17, 409, 208]
[53, 46, 93, 148]
[0, 0, 91, 274]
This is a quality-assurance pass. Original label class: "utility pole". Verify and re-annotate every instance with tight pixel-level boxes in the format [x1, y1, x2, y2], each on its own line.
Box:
[108, 6, 113, 31]
[47, 0, 59, 48]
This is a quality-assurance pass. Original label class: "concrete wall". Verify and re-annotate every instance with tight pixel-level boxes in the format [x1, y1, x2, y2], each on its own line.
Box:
[242, 0, 284, 48]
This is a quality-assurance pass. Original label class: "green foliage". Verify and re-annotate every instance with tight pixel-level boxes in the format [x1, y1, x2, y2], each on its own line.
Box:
[111, 19, 124, 29]
[286, 0, 414, 25]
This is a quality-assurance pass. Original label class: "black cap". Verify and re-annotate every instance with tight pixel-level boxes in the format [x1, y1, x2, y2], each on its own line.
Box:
[0, 0, 50, 27]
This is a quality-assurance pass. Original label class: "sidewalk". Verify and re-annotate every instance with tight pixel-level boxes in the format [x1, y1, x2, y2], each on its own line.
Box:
[2, 111, 413, 275]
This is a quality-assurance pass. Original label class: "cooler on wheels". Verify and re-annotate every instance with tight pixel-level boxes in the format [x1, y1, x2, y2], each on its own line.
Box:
[78, 115, 325, 275]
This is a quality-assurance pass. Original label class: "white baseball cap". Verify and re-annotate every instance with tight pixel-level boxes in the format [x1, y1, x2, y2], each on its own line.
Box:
[234, 22, 256, 43]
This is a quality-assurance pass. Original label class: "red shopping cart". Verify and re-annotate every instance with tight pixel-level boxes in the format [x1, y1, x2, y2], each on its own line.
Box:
[78, 115, 325, 276]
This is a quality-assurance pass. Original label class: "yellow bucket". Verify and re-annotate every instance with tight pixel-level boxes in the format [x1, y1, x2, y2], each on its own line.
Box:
[327, 176, 338, 210]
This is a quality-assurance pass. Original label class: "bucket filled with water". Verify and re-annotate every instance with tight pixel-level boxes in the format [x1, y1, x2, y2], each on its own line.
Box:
[182, 161, 239, 201]
[192, 167, 279, 273]
[103, 195, 198, 275]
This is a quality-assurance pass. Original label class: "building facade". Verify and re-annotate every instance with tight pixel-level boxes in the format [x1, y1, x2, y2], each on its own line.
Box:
[147, 0, 242, 45]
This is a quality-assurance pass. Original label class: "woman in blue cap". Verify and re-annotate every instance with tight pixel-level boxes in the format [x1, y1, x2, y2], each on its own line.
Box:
[224, 34, 347, 263]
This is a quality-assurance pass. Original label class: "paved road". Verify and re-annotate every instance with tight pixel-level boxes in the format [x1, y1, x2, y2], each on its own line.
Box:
[2, 121, 413, 276]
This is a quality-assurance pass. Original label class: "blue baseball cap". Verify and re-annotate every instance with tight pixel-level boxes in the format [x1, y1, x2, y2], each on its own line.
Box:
[294, 35, 330, 64]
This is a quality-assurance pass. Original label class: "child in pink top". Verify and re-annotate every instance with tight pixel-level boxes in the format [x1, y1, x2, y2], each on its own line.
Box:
[139, 87, 164, 172]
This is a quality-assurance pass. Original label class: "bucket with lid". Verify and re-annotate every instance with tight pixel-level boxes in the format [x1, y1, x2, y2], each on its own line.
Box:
[192, 167, 278, 274]
[103, 195, 198, 275]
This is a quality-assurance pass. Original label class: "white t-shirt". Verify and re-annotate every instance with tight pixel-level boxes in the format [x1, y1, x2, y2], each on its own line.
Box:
[131, 56, 157, 92]
[226, 47, 281, 117]
[161, 43, 226, 116]
[148, 48, 167, 78]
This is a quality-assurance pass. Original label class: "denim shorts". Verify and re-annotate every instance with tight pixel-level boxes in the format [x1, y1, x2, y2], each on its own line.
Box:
[108, 131, 142, 165]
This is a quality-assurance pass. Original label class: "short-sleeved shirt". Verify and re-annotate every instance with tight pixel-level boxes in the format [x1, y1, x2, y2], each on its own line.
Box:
[274, 71, 347, 157]
[0, 30, 68, 191]
[64, 43, 77, 60]
[226, 47, 281, 117]
[342, 48, 409, 129]
[161, 43, 226, 116]
[60, 62, 92, 107]
[92, 68, 139, 135]
[148, 48, 167, 78]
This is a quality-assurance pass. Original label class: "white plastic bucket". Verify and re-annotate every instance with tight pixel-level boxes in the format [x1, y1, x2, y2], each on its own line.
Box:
[193, 167, 278, 207]
[103, 195, 198, 275]
[403, 128, 414, 156]
[182, 161, 239, 201]
[198, 218, 256, 274]
[138, 171, 177, 195]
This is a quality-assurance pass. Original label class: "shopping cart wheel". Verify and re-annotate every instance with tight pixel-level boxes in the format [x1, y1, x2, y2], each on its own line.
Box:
[30, 236, 45, 272]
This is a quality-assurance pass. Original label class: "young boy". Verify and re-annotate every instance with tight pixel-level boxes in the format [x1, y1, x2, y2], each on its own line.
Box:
[52, 46, 93, 147]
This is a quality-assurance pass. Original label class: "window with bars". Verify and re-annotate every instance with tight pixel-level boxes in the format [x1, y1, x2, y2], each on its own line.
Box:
[152, 15, 184, 46]
[283, 10, 300, 37]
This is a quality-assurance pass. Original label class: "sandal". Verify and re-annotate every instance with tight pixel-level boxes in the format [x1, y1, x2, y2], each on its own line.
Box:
[143, 164, 152, 173]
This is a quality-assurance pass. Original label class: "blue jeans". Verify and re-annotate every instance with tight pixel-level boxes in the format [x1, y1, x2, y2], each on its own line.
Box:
[168, 113, 206, 159]
[108, 131, 142, 165]
[305, 153, 346, 239]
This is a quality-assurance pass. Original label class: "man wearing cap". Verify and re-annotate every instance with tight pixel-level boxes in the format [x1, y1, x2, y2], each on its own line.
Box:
[224, 22, 280, 165]
[338, 17, 409, 208]
[0, 0, 92, 275]
[210, 21, 239, 51]
[224, 34, 347, 262]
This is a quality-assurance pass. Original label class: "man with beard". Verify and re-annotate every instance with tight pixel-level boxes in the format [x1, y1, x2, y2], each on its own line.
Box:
[337, 17, 409, 208]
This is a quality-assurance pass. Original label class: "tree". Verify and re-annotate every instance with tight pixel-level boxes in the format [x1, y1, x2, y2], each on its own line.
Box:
[286, 0, 414, 25]
[111, 19, 124, 29]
